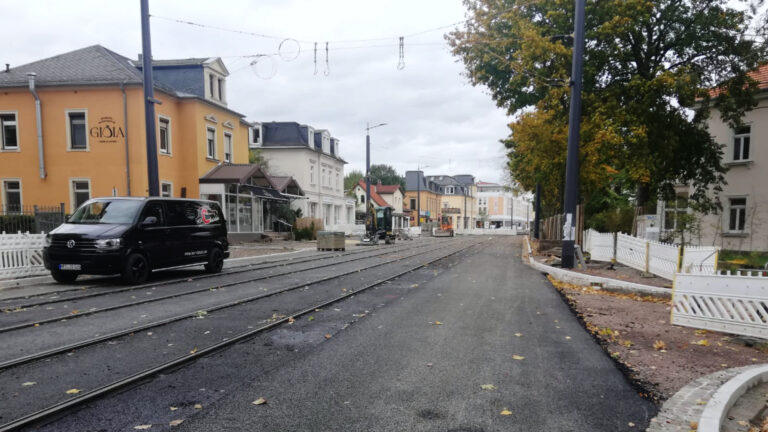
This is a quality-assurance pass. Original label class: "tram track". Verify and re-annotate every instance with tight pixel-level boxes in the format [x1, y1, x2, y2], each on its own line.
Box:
[0, 238, 483, 432]
[0, 240, 443, 332]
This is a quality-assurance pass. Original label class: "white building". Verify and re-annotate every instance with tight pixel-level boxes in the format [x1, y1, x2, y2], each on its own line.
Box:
[252, 122, 356, 232]
[475, 181, 533, 229]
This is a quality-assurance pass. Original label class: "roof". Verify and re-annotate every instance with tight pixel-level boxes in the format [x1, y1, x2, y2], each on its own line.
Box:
[199, 163, 276, 188]
[356, 180, 389, 207]
[260, 121, 347, 163]
[709, 63, 768, 97]
[268, 175, 304, 195]
[375, 185, 401, 194]
[476, 181, 499, 186]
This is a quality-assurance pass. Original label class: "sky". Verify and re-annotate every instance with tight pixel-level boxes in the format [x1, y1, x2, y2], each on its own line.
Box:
[1, 0, 513, 185]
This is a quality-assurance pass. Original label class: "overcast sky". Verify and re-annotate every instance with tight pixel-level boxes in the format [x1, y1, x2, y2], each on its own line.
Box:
[1, 0, 512, 185]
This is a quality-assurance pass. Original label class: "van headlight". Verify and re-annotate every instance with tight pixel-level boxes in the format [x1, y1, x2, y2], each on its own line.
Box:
[95, 238, 122, 250]
[44, 235, 52, 247]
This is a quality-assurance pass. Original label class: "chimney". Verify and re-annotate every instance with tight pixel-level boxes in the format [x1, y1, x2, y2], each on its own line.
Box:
[137, 54, 143, 62]
[4, 63, 9, 73]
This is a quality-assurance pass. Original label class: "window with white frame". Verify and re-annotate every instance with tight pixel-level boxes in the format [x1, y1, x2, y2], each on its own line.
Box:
[161, 182, 172, 197]
[445, 186, 454, 194]
[663, 194, 688, 231]
[249, 125, 262, 148]
[2, 180, 21, 213]
[310, 165, 315, 184]
[159, 116, 171, 155]
[733, 125, 751, 162]
[67, 111, 88, 150]
[728, 197, 747, 232]
[206, 128, 216, 159]
[224, 132, 233, 163]
[70, 179, 91, 212]
[217, 78, 225, 101]
[1, 113, 18, 150]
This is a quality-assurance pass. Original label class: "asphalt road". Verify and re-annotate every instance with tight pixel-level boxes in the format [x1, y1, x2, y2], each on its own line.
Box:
[28, 236, 657, 431]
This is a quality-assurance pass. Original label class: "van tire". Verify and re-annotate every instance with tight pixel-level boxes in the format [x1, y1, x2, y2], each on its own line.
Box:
[51, 269, 79, 284]
[122, 253, 150, 284]
[205, 248, 224, 274]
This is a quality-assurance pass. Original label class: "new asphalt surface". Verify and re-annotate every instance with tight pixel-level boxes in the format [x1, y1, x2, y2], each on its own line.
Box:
[27, 236, 657, 431]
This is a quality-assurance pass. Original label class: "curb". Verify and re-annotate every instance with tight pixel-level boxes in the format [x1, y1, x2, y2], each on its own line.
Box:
[698, 365, 768, 432]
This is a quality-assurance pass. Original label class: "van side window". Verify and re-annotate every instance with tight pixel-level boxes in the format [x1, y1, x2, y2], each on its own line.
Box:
[166, 201, 200, 226]
[142, 202, 166, 225]
[200, 204, 221, 224]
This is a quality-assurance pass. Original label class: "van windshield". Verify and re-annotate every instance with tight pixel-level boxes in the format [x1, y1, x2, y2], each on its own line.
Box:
[68, 200, 144, 224]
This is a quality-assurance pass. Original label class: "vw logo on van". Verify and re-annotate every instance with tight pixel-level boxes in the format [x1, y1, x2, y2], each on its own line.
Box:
[67, 240, 76, 249]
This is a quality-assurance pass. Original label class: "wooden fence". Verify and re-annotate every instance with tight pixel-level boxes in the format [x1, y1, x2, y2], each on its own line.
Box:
[539, 205, 584, 246]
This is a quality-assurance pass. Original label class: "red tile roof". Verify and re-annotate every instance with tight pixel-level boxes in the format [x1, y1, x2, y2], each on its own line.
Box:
[357, 180, 389, 207]
[710, 63, 768, 97]
[375, 184, 401, 194]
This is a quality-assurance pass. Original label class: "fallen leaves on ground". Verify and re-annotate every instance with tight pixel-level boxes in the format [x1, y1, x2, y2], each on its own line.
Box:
[480, 384, 496, 390]
[546, 275, 669, 304]
[252, 397, 267, 405]
[512, 355, 525, 361]
[308, 316, 315, 321]
[65, 388, 80, 394]
[500, 409, 512, 416]
[169, 406, 178, 411]
[514, 333, 522, 337]
[324, 334, 332, 339]
[431, 321, 443, 325]
[288, 317, 295, 324]
[653, 340, 667, 351]
[194, 404, 203, 409]
[134, 426, 152, 430]
[690, 420, 698, 429]
[169, 420, 183, 427]
[189, 347, 198, 354]
[21, 382, 36, 387]
[693, 339, 710, 347]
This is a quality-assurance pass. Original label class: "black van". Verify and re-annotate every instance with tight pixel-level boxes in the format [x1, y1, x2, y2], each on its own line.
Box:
[43, 197, 229, 284]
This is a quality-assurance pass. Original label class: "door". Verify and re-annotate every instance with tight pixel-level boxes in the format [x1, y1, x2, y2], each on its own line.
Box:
[136, 201, 172, 267]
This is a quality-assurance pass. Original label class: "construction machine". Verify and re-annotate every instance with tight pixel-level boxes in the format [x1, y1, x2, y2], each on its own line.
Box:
[434, 214, 455, 237]
[360, 202, 396, 245]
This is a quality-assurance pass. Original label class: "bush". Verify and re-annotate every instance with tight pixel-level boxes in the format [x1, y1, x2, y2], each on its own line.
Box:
[0, 215, 36, 233]
[586, 207, 635, 233]
[294, 222, 317, 241]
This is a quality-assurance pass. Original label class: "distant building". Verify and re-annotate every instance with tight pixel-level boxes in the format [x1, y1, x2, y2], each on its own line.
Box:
[253, 121, 355, 231]
[475, 181, 533, 229]
[404, 172, 477, 229]
[352, 180, 403, 213]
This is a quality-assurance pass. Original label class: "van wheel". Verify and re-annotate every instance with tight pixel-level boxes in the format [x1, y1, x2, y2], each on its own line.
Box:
[122, 253, 150, 284]
[51, 269, 79, 284]
[205, 248, 224, 274]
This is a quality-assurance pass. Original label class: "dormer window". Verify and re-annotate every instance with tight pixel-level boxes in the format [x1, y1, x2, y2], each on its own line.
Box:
[322, 134, 330, 154]
[249, 125, 262, 148]
[209, 74, 215, 99]
[445, 186, 455, 194]
[218, 78, 224, 101]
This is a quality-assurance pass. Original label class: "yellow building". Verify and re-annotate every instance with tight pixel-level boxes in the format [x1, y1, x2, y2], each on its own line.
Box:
[404, 171, 477, 229]
[0, 45, 251, 214]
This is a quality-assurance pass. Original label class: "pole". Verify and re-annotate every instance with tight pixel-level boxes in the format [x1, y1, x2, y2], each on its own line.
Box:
[534, 182, 542, 239]
[417, 172, 421, 227]
[140, 0, 159, 196]
[561, 0, 586, 268]
[365, 126, 371, 210]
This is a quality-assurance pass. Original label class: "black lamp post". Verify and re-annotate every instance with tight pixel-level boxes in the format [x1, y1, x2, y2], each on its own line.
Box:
[416, 164, 429, 227]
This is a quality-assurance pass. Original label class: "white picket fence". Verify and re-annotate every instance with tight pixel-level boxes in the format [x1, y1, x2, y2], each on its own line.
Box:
[582, 229, 718, 280]
[672, 272, 768, 339]
[0, 231, 48, 279]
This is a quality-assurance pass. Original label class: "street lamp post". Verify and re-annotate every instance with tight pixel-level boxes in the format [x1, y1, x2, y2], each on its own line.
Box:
[365, 122, 387, 212]
[416, 164, 429, 227]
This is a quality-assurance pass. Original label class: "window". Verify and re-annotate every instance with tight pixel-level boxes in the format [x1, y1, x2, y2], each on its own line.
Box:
[206, 128, 216, 159]
[2, 180, 21, 213]
[224, 132, 233, 163]
[218, 78, 224, 101]
[159, 117, 171, 154]
[410, 198, 416, 209]
[336, 173, 340, 190]
[729, 197, 747, 232]
[360, 195, 366, 204]
[322, 169, 326, 186]
[445, 186, 454, 194]
[209, 74, 215, 99]
[733, 126, 751, 161]
[161, 182, 172, 197]
[67, 111, 87, 150]
[70, 179, 91, 212]
[310, 165, 315, 184]
[663, 194, 688, 231]
[250, 126, 261, 148]
[1, 113, 18, 150]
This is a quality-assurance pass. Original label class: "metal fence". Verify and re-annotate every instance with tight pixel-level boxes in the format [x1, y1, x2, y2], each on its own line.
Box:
[0, 204, 66, 234]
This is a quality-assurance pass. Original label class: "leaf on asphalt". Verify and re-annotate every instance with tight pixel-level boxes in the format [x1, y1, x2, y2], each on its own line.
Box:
[411, 284, 419, 288]
[565, 336, 572, 340]
[432, 321, 443, 325]
[737, 420, 749, 426]
[189, 347, 198, 354]
[169, 406, 178, 411]
[65, 388, 80, 394]
[134, 426, 152, 430]
[194, 404, 202, 409]
[21, 381, 36, 387]
[288, 317, 296, 324]
[195, 310, 208, 319]
[34, 323, 40, 327]
[252, 397, 267, 405]
[514, 333, 522, 337]
[695, 400, 707, 405]
[689, 421, 698, 429]
[480, 384, 496, 390]
[70, 310, 80, 315]
[169, 420, 184, 427]
[694, 329, 709, 335]
[653, 340, 667, 351]
[628, 422, 635, 427]
[512, 355, 525, 361]
[693, 339, 710, 346]
[619, 339, 633, 347]
[308, 316, 315, 321]
[500, 409, 512, 416]
[324, 334, 332, 339]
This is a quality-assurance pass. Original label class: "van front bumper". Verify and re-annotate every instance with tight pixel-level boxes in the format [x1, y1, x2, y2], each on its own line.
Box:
[43, 248, 124, 275]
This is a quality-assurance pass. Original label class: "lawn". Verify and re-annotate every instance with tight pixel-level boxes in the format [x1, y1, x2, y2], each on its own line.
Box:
[717, 249, 768, 271]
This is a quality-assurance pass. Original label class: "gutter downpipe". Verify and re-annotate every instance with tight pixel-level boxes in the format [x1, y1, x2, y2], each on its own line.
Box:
[121, 81, 131, 196]
[27, 73, 45, 179]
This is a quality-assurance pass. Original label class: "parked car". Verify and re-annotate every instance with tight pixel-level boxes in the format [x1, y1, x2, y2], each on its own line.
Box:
[43, 197, 229, 284]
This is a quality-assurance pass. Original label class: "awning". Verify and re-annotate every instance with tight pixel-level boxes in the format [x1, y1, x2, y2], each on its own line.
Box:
[242, 185, 288, 201]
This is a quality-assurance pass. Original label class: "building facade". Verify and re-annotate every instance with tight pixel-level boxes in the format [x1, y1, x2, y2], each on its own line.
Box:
[0, 45, 250, 215]
[476, 181, 533, 229]
[254, 122, 355, 231]
[404, 171, 476, 229]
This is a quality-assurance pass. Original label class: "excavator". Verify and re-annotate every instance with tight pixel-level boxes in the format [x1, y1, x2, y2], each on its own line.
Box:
[434, 214, 455, 237]
[360, 202, 395, 245]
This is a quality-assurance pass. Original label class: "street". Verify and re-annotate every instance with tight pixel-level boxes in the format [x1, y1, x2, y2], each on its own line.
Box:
[0, 237, 656, 431]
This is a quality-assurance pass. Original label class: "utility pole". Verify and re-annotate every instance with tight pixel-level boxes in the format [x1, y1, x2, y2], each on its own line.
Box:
[140, 0, 160, 196]
[416, 164, 429, 227]
[561, 0, 586, 268]
[534, 183, 542, 239]
[365, 122, 387, 213]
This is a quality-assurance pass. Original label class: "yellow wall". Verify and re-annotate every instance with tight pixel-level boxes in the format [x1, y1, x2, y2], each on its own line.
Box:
[404, 190, 440, 226]
[0, 85, 249, 213]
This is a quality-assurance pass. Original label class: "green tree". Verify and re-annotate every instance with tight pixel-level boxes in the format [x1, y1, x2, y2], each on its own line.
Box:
[249, 149, 268, 169]
[448, 0, 767, 215]
[344, 170, 364, 196]
[369, 164, 406, 192]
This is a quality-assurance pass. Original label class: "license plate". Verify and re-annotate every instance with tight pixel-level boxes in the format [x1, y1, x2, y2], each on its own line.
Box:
[59, 264, 81, 271]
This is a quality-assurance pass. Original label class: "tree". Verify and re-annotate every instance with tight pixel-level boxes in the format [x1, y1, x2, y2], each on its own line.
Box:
[368, 164, 406, 192]
[344, 170, 364, 197]
[447, 0, 767, 215]
[249, 149, 268, 170]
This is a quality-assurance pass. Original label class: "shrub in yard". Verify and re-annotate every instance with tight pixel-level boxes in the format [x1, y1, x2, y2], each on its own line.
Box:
[0, 215, 36, 233]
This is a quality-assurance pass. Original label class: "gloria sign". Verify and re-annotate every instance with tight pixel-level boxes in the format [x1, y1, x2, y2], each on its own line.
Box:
[90, 116, 125, 144]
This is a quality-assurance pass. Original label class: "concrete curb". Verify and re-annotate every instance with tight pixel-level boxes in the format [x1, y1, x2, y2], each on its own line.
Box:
[698, 365, 768, 432]
[0, 247, 318, 292]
